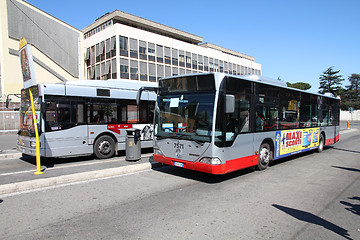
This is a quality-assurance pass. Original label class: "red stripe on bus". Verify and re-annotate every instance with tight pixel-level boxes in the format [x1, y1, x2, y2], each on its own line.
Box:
[325, 134, 339, 146]
[107, 124, 133, 134]
[153, 154, 258, 175]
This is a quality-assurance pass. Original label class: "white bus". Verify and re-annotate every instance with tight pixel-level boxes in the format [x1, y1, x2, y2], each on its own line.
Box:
[17, 79, 156, 159]
[139, 72, 340, 174]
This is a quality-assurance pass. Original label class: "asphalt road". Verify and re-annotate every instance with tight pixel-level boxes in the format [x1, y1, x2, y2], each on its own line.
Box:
[0, 129, 359, 239]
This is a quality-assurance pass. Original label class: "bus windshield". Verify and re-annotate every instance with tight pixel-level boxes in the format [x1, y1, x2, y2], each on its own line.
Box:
[19, 87, 41, 137]
[154, 92, 216, 143]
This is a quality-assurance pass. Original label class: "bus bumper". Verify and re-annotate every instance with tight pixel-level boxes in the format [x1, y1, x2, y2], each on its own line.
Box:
[153, 154, 258, 175]
[153, 154, 226, 174]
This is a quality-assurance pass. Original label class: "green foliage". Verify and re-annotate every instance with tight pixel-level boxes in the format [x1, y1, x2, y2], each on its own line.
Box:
[286, 82, 311, 90]
[338, 73, 360, 110]
[318, 66, 344, 95]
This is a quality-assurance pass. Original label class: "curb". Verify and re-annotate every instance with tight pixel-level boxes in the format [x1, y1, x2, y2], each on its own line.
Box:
[0, 161, 162, 195]
[0, 152, 22, 160]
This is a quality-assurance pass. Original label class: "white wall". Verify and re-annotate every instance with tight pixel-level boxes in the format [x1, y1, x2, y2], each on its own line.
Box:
[340, 110, 360, 121]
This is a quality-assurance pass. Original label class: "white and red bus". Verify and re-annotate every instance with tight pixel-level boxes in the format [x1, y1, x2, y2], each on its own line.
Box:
[17, 79, 156, 158]
[140, 72, 340, 174]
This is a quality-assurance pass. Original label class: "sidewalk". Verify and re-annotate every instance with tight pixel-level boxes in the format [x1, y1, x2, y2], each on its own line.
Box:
[0, 151, 162, 196]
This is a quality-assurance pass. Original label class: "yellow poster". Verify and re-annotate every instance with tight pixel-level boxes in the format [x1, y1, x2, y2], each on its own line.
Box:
[275, 128, 320, 159]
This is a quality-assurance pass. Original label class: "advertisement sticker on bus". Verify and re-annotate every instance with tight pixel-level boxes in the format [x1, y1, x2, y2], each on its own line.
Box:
[275, 128, 320, 159]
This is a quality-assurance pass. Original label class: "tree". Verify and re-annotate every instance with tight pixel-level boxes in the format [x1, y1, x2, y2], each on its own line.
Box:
[340, 73, 360, 110]
[318, 66, 344, 95]
[286, 82, 311, 90]
[346, 74, 360, 95]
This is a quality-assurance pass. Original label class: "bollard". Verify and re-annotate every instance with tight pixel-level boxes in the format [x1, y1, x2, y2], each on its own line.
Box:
[347, 121, 350, 129]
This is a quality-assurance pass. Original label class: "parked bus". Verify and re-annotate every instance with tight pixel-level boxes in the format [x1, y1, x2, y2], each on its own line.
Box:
[139, 72, 340, 174]
[17, 79, 156, 159]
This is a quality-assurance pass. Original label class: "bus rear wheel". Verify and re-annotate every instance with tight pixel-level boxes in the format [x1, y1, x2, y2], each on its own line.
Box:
[317, 134, 325, 153]
[94, 135, 116, 159]
[257, 142, 272, 170]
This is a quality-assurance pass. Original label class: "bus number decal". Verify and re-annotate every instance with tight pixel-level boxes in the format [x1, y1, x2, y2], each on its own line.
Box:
[174, 142, 184, 149]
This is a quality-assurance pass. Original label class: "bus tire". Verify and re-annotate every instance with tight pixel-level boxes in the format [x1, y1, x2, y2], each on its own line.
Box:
[257, 142, 272, 170]
[317, 134, 325, 153]
[94, 135, 116, 159]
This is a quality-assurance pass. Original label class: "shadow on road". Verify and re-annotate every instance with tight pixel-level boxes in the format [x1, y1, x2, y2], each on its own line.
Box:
[332, 166, 360, 172]
[340, 196, 360, 216]
[272, 204, 352, 240]
[153, 165, 255, 184]
[331, 147, 360, 154]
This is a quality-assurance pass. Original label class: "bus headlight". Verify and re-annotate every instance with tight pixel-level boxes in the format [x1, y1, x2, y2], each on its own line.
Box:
[30, 141, 37, 148]
[199, 157, 222, 165]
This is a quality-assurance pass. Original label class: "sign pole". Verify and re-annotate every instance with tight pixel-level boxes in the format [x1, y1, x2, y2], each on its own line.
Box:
[29, 88, 43, 174]
[19, 37, 42, 174]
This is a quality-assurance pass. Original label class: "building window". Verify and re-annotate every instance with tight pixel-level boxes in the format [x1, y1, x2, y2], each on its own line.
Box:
[180, 68, 185, 75]
[172, 67, 178, 76]
[237, 65, 241, 75]
[157, 64, 164, 80]
[241, 66, 245, 75]
[148, 43, 155, 62]
[130, 38, 138, 58]
[156, 45, 163, 63]
[140, 61, 147, 81]
[224, 62, 228, 73]
[96, 43, 100, 63]
[100, 62, 105, 80]
[130, 60, 138, 80]
[105, 38, 111, 59]
[192, 53, 197, 70]
[229, 63, 233, 74]
[110, 36, 116, 57]
[219, 60, 223, 72]
[186, 52, 191, 68]
[99, 41, 105, 61]
[172, 48, 178, 66]
[209, 58, 214, 72]
[120, 58, 129, 79]
[95, 64, 100, 80]
[111, 58, 117, 79]
[233, 64, 237, 75]
[85, 48, 90, 66]
[165, 66, 171, 77]
[203, 56, 208, 71]
[214, 59, 219, 72]
[149, 63, 156, 82]
[139, 41, 147, 60]
[119, 36, 128, 57]
[179, 50, 185, 67]
[164, 47, 171, 65]
[198, 55, 203, 71]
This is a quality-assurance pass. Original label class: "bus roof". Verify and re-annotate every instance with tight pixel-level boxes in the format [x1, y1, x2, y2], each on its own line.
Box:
[160, 72, 339, 100]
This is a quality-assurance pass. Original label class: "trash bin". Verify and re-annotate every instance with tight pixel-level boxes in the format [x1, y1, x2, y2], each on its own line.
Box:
[126, 129, 141, 161]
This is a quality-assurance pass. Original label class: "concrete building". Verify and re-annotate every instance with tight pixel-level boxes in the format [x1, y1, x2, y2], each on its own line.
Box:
[0, 0, 83, 111]
[82, 10, 261, 82]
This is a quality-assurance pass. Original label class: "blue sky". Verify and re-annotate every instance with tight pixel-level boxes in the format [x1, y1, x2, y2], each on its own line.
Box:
[26, 0, 359, 93]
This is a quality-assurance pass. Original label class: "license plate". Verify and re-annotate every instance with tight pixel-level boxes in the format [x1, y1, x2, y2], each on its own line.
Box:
[174, 161, 184, 168]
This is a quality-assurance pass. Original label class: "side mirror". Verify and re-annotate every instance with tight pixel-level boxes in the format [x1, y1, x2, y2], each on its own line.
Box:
[225, 94, 235, 114]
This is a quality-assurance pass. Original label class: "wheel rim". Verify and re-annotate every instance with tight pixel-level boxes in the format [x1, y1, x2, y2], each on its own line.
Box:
[98, 140, 112, 155]
[260, 147, 270, 164]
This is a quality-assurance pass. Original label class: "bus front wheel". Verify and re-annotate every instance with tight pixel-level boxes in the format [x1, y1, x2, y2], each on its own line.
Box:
[257, 142, 272, 170]
[94, 135, 116, 159]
